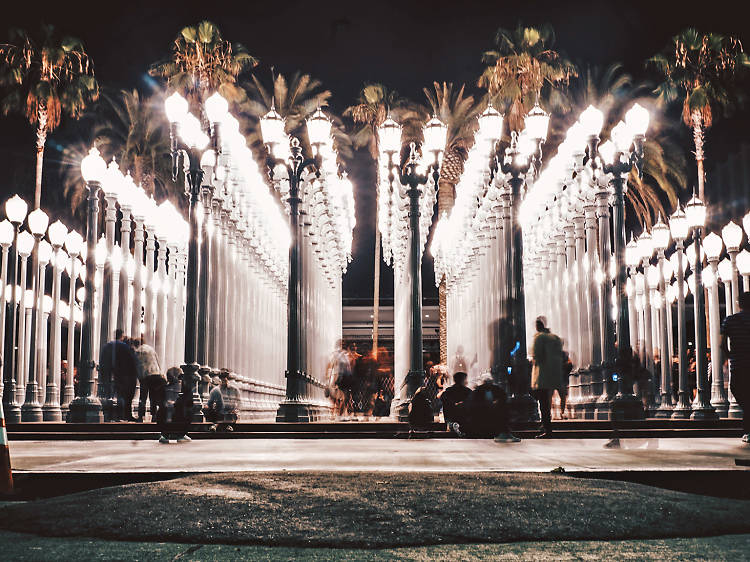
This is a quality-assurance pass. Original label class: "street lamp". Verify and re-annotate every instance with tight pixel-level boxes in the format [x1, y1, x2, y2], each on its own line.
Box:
[69, 147, 107, 422]
[652, 214, 674, 416]
[684, 193, 716, 419]
[2, 195, 28, 422]
[722, 220, 743, 313]
[703, 230, 728, 416]
[669, 206, 691, 418]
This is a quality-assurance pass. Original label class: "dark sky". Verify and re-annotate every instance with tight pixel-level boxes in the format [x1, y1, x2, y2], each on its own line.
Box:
[2, 0, 749, 302]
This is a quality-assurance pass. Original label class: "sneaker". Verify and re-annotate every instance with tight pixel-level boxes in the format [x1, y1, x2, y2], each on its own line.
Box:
[158, 435, 169, 444]
[494, 433, 521, 443]
[604, 438, 621, 449]
[742, 434, 749, 443]
[535, 432, 553, 439]
[177, 435, 192, 443]
[209, 424, 218, 432]
[225, 424, 234, 432]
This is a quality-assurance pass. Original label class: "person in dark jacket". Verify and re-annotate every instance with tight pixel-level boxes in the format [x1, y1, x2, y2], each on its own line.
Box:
[408, 386, 433, 432]
[99, 329, 138, 421]
[464, 373, 520, 442]
[721, 291, 750, 443]
[440, 371, 472, 434]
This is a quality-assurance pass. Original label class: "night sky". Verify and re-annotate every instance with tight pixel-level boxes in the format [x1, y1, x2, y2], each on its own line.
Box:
[2, 0, 749, 303]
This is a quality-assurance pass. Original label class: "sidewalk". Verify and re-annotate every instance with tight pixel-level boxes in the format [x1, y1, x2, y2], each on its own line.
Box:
[10, 437, 750, 473]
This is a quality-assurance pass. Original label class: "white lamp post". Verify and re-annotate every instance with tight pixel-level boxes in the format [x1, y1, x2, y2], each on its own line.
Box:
[722, 221, 743, 313]
[703, 231, 728, 416]
[652, 214, 673, 416]
[669, 207, 691, 419]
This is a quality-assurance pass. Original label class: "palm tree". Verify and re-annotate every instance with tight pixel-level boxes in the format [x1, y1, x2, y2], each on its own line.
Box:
[344, 83, 424, 357]
[479, 22, 576, 131]
[424, 82, 481, 364]
[0, 25, 98, 208]
[92, 89, 173, 200]
[149, 20, 257, 108]
[562, 64, 687, 227]
[649, 28, 749, 199]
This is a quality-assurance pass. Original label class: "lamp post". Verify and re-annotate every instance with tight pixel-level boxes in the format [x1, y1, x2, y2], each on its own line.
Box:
[69, 147, 107, 422]
[0, 220, 12, 401]
[43, 220, 66, 421]
[2, 195, 28, 423]
[684, 194, 716, 419]
[669, 207, 691, 419]
[62, 232, 82, 414]
[721, 220, 744, 420]
[703, 231, 728, 417]
[652, 215, 674, 416]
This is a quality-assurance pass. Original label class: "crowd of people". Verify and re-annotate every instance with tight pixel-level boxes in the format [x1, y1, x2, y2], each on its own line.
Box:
[98, 329, 241, 443]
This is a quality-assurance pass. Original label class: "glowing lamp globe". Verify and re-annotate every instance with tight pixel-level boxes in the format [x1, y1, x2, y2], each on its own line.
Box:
[181, 113, 209, 149]
[625, 237, 640, 268]
[307, 107, 332, 146]
[736, 249, 750, 276]
[80, 147, 107, 184]
[27, 208, 49, 236]
[647, 264, 660, 289]
[478, 104, 503, 141]
[667, 283, 677, 303]
[703, 232, 724, 260]
[685, 241, 705, 267]
[200, 149, 216, 169]
[638, 231, 654, 261]
[204, 92, 229, 124]
[702, 266, 716, 288]
[625, 103, 650, 136]
[669, 207, 689, 241]
[110, 244, 123, 270]
[0, 220, 13, 246]
[17, 230, 34, 256]
[611, 121, 633, 153]
[48, 220, 68, 248]
[64, 230, 83, 257]
[743, 211, 750, 238]
[652, 215, 671, 251]
[722, 220, 743, 252]
[597, 140, 616, 166]
[718, 257, 733, 283]
[259, 106, 286, 146]
[95, 237, 108, 267]
[525, 104, 550, 142]
[164, 92, 188, 124]
[686, 274, 695, 295]
[103, 158, 124, 198]
[423, 115, 448, 154]
[38, 240, 52, 264]
[55, 249, 67, 270]
[579, 105, 604, 138]
[5, 194, 29, 224]
[685, 193, 706, 229]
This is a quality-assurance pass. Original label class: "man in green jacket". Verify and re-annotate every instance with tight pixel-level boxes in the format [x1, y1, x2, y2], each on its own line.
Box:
[531, 316, 564, 438]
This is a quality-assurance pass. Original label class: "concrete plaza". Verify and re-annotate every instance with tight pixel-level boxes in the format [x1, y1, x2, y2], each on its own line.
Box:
[9, 437, 750, 473]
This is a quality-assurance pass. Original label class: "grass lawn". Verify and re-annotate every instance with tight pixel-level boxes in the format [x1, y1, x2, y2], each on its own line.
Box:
[1, 472, 749, 548]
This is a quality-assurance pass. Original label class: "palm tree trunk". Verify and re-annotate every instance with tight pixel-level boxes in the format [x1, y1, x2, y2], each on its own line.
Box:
[692, 111, 706, 200]
[34, 109, 48, 209]
[437, 178, 456, 365]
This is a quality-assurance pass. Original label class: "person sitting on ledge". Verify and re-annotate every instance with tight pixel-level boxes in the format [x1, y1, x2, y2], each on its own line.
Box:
[408, 386, 434, 434]
[440, 371, 471, 436]
[204, 370, 240, 432]
[464, 373, 521, 443]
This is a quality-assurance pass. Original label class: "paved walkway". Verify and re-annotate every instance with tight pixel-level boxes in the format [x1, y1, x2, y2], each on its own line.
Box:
[9, 437, 750, 473]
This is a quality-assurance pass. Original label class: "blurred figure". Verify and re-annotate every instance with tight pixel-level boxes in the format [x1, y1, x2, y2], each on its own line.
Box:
[164, 367, 193, 444]
[531, 316, 564, 438]
[440, 371, 471, 435]
[132, 336, 163, 422]
[721, 291, 750, 444]
[464, 373, 520, 442]
[326, 340, 353, 419]
[99, 329, 138, 421]
[408, 385, 433, 433]
[354, 343, 378, 417]
[451, 345, 468, 375]
[556, 351, 573, 420]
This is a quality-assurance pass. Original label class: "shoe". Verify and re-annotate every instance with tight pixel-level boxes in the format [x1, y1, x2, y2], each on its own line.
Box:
[742, 434, 749, 443]
[535, 432, 553, 439]
[449, 422, 466, 438]
[209, 424, 218, 432]
[158, 435, 169, 444]
[177, 435, 192, 443]
[494, 433, 521, 443]
[225, 425, 234, 432]
[604, 438, 621, 449]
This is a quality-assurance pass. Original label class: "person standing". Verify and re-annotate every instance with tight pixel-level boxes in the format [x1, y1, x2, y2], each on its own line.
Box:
[99, 329, 139, 421]
[132, 337, 164, 423]
[721, 291, 750, 444]
[531, 316, 564, 438]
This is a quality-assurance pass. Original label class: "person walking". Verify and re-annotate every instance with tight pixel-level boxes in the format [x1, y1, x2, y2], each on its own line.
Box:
[721, 291, 750, 444]
[99, 329, 139, 421]
[132, 337, 163, 423]
[531, 316, 564, 439]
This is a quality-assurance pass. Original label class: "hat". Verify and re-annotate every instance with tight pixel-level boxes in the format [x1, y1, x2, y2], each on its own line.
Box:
[212, 376, 221, 385]
[219, 369, 230, 379]
[536, 316, 548, 328]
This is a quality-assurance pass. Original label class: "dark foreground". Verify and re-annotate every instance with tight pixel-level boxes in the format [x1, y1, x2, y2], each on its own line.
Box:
[1, 472, 750, 548]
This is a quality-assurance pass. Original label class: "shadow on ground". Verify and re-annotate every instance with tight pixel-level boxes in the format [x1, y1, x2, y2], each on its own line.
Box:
[1, 472, 750, 548]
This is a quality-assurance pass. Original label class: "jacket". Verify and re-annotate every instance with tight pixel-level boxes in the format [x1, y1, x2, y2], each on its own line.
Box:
[531, 330, 564, 391]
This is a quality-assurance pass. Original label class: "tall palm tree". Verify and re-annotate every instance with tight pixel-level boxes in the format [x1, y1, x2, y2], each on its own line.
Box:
[479, 23, 576, 131]
[93, 89, 173, 199]
[424, 82, 481, 364]
[0, 25, 98, 208]
[149, 20, 257, 109]
[649, 28, 749, 199]
[562, 64, 687, 227]
[344, 83, 424, 357]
